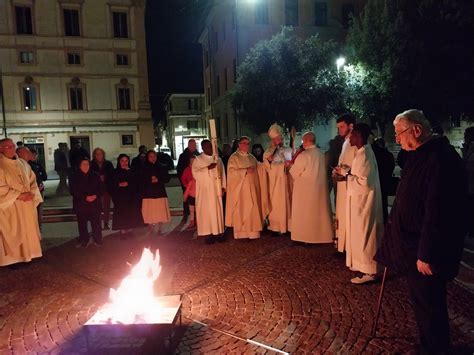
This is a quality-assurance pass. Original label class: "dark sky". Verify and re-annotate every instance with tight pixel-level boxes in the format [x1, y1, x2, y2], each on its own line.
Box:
[145, 0, 212, 121]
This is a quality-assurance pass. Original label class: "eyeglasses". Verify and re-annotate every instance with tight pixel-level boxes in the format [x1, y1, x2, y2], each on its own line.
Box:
[395, 126, 413, 138]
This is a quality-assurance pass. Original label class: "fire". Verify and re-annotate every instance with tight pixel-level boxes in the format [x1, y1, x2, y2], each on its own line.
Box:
[104, 248, 163, 324]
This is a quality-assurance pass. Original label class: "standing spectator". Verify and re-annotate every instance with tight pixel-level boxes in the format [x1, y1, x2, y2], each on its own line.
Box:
[177, 139, 199, 222]
[17, 147, 47, 228]
[325, 135, 344, 194]
[16, 141, 24, 147]
[221, 143, 232, 172]
[54, 142, 70, 195]
[181, 156, 197, 229]
[0, 139, 43, 267]
[69, 158, 102, 247]
[463, 126, 474, 238]
[131, 145, 148, 172]
[375, 109, 467, 353]
[140, 150, 171, 234]
[109, 154, 143, 236]
[251, 143, 264, 163]
[157, 150, 174, 171]
[91, 148, 114, 230]
[69, 143, 90, 170]
[335, 124, 383, 284]
[372, 137, 396, 223]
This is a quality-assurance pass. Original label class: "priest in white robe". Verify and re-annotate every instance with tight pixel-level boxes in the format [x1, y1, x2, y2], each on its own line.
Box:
[333, 114, 358, 252]
[335, 123, 383, 284]
[0, 139, 43, 266]
[193, 139, 227, 244]
[288, 132, 333, 244]
[225, 136, 263, 239]
[263, 123, 292, 234]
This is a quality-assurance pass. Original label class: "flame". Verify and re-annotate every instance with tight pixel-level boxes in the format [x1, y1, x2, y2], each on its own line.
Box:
[105, 248, 163, 324]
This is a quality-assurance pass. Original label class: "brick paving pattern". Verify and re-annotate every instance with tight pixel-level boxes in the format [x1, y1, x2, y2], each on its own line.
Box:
[1, 222, 473, 354]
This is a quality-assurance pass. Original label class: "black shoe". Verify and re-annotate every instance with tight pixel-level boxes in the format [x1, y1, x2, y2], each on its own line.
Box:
[205, 237, 216, 245]
[102, 224, 110, 231]
[217, 235, 226, 243]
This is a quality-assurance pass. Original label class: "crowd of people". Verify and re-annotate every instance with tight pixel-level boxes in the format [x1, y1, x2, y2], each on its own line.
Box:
[1, 108, 473, 353]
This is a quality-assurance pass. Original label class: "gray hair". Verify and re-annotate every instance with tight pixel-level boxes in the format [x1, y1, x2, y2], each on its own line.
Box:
[394, 109, 431, 131]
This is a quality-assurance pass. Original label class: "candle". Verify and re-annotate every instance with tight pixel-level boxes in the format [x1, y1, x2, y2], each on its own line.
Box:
[209, 119, 217, 139]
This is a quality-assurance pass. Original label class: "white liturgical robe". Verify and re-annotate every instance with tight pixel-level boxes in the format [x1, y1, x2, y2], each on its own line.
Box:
[263, 145, 292, 233]
[290, 146, 334, 244]
[345, 145, 383, 274]
[192, 154, 226, 236]
[225, 151, 263, 239]
[336, 136, 358, 252]
[0, 154, 43, 266]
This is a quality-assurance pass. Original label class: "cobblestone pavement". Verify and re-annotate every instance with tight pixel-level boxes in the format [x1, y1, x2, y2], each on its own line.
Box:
[1, 222, 473, 354]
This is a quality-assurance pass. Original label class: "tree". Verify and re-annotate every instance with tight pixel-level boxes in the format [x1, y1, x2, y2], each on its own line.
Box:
[347, 0, 474, 127]
[232, 28, 345, 133]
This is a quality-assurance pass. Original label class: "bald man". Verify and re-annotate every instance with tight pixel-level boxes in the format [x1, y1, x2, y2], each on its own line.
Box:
[288, 132, 333, 244]
[0, 139, 43, 266]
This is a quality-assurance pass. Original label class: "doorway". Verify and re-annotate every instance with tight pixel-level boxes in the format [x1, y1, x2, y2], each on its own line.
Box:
[70, 136, 91, 155]
[23, 137, 46, 169]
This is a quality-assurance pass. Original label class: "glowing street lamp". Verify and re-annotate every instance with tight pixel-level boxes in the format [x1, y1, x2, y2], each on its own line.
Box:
[336, 57, 346, 73]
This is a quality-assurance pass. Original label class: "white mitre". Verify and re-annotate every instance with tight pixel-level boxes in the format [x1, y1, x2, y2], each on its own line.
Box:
[268, 123, 283, 139]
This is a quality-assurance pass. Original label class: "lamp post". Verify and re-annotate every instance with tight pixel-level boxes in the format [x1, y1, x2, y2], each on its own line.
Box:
[336, 56, 346, 73]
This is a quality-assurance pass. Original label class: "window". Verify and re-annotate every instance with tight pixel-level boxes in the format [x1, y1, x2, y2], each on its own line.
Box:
[69, 87, 84, 110]
[285, 0, 299, 26]
[168, 101, 173, 112]
[342, 4, 355, 29]
[204, 49, 209, 68]
[63, 9, 80, 36]
[116, 54, 129, 66]
[22, 86, 37, 111]
[67, 52, 81, 65]
[233, 59, 237, 83]
[194, 98, 199, 110]
[118, 88, 131, 110]
[224, 113, 229, 137]
[214, 31, 218, 52]
[121, 134, 134, 146]
[224, 68, 228, 91]
[113, 12, 128, 38]
[15, 6, 33, 34]
[215, 75, 220, 97]
[19, 51, 34, 64]
[255, 0, 269, 25]
[188, 99, 192, 110]
[315, 2, 328, 26]
[187, 120, 199, 130]
[207, 87, 211, 105]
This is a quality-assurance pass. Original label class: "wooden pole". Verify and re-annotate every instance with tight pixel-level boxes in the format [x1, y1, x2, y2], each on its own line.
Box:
[372, 267, 389, 337]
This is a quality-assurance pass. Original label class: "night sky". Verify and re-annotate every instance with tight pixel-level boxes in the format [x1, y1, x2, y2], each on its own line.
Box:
[145, 0, 212, 122]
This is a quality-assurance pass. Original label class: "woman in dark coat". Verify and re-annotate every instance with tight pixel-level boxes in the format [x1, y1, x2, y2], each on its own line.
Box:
[109, 154, 143, 235]
[91, 147, 114, 230]
[140, 150, 171, 234]
[69, 158, 102, 247]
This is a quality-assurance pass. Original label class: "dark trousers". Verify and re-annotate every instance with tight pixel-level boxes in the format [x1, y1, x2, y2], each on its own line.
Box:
[181, 185, 190, 216]
[77, 209, 102, 244]
[381, 193, 389, 224]
[406, 273, 450, 354]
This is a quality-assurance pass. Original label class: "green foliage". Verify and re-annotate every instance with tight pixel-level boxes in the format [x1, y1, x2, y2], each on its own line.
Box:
[232, 28, 344, 133]
[347, 0, 474, 127]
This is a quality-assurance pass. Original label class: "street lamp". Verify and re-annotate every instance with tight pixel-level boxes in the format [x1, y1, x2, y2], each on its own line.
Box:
[336, 57, 346, 73]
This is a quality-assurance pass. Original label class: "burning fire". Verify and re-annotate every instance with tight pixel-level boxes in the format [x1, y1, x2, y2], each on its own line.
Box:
[104, 248, 163, 324]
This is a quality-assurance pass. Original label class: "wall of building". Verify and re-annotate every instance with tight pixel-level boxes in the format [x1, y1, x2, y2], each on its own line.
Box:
[0, 0, 153, 175]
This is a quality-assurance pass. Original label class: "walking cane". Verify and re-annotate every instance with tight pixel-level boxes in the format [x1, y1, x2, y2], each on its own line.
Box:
[372, 267, 389, 337]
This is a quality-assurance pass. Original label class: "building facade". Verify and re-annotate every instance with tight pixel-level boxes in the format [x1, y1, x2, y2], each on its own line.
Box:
[0, 0, 154, 175]
[198, 0, 366, 148]
[164, 93, 207, 160]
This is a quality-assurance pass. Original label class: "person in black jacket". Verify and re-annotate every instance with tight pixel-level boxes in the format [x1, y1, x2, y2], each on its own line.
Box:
[140, 150, 171, 234]
[69, 158, 103, 247]
[91, 147, 114, 230]
[109, 154, 143, 236]
[69, 143, 90, 170]
[176, 139, 199, 222]
[375, 109, 468, 354]
[372, 137, 396, 223]
[131, 145, 148, 172]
